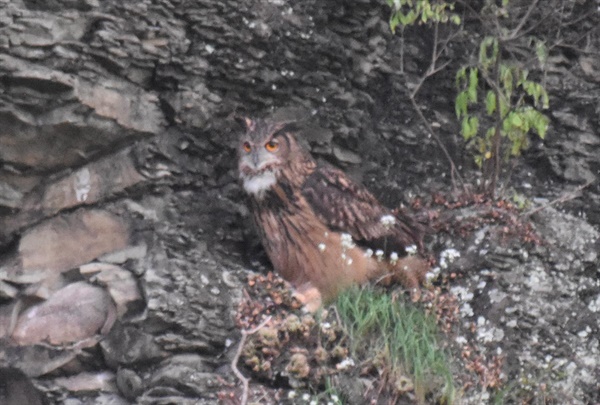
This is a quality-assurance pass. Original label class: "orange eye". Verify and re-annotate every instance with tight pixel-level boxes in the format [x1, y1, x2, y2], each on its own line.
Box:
[265, 140, 279, 152]
[242, 142, 252, 153]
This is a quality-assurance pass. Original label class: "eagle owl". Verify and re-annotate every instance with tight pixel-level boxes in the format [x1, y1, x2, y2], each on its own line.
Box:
[238, 118, 427, 310]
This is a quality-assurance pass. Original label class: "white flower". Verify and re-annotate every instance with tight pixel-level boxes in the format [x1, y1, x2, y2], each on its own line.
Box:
[331, 395, 339, 403]
[340, 233, 355, 249]
[375, 249, 384, 261]
[288, 391, 297, 399]
[318, 243, 326, 252]
[439, 248, 461, 269]
[380, 214, 396, 229]
[390, 252, 399, 264]
[405, 244, 417, 255]
[346, 258, 353, 266]
[302, 393, 310, 401]
[441, 248, 461, 260]
[336, 357, 355, 370]
[364, 248, 374, 257]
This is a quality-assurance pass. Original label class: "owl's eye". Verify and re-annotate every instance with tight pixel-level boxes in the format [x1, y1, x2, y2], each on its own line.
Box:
[265, 140, 279, 152]
[242, 142, 252, 153]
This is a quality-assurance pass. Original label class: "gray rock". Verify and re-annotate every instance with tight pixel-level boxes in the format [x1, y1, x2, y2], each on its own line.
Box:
[11, 281, 116, 345]
[0, 209, 130, 284]
[80, 262, 144, 318]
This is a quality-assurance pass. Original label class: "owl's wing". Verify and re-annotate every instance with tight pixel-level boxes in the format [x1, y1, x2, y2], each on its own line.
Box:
[301, 162, 423, 254]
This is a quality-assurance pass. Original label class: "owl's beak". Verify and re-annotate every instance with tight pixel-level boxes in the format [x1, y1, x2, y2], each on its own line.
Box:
[251, 151, 261, 168]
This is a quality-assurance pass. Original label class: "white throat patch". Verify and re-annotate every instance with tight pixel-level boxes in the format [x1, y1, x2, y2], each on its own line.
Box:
[243, 171, 277, 197]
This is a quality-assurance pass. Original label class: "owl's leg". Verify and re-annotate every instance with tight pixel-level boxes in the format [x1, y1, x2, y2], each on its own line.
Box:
[292, 282, 323, 313]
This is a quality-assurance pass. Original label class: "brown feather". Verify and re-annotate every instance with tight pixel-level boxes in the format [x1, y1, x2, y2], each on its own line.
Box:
[302, 162, 424, 253]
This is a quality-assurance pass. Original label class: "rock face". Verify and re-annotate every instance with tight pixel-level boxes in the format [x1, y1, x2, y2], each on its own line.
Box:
[0, 0, 598, 403]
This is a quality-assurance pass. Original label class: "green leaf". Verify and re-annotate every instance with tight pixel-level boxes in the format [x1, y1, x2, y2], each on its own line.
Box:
[455, 67, 467, 88]
[521, 81, 550, 109]
[485, 90, 496, 115]
[511, 136, 523, 156]
[517, 69, 529, 86]
[499, 64, 513, 99]
[467, 68, 478, 103]
[421, 1, 432, 23]
[455, 91, 468, 118]
[461, 116, 479, 140]
[528, 110, 549, 139]
[510, 113, 523, 128]
[479, 37, 498, 72]
[390, 15, 399, 33]
[502, 113, 516, 133]
[535, 40, 548, 66]
[399, 10, 418, 26]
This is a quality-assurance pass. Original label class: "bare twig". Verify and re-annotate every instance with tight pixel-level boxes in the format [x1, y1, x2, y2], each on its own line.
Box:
[232, 316, 272, 405]
[403, 23, 467, 193]
[488, 49, 504, 198]
[406, 95, 466, 193]
[508, 0, 540, 40]
[520, 180, 595, 218]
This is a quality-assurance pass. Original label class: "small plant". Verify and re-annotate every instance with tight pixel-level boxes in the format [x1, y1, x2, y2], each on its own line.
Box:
[455, 1, 550, 196]
[386, 0, 461, 32]
[383, 0, 558, 197]
[335, 286, 455, 404]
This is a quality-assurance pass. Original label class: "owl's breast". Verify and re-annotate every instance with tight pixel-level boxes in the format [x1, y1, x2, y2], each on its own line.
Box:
[252, 188, 377, 300]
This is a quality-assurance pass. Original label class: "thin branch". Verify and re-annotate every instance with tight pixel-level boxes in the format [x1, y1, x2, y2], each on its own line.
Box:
[232, 316, 272, 405]
[489, 48, 504, 198]
[404, 24, 467, 193]
[430, 21, 439, 73]
[520, 180, 595, 218]
[554, 42, 600, 57]
[508, 0, 540, 40]
[409, 59, 452, 100]
[406, 94, 467, 192]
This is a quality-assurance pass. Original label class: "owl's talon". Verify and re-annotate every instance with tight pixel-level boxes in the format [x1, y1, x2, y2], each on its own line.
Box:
[292, 286, 322, 313]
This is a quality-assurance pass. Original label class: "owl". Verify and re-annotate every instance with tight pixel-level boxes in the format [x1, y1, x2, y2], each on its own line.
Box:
[238, 117, 428, 311]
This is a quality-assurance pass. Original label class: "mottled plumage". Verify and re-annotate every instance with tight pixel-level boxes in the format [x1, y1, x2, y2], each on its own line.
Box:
[238, 118, 427, 310]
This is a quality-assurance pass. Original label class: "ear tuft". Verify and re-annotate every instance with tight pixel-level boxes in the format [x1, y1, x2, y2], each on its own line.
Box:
[235, 116, 256, 131]
[244, 117, 256, 131]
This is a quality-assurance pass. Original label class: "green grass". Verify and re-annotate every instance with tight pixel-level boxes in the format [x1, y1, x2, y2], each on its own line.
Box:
[335, 286, 456, 404]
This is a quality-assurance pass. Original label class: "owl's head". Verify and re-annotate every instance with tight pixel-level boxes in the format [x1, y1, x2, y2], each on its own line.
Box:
[237, 117, 301, 198]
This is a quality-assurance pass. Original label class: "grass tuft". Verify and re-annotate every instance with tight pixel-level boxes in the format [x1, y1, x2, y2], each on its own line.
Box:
[335, 286, 456, 404]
